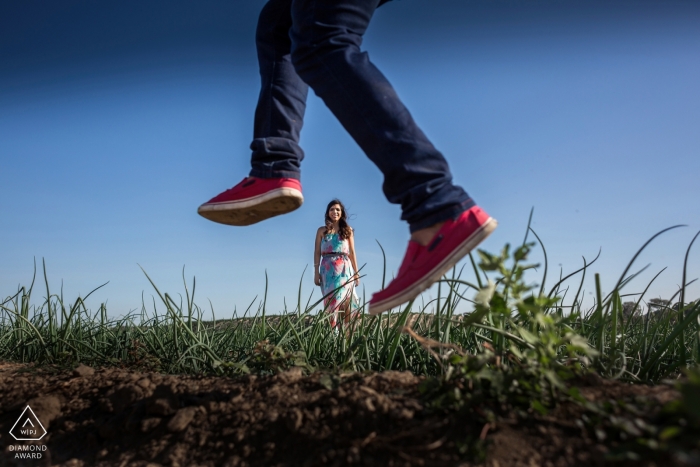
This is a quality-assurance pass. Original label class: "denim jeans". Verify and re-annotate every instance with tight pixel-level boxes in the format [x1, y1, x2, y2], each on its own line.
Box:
[249, 0, 474, 232]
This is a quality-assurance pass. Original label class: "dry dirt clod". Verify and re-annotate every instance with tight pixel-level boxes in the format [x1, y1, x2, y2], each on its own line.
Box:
[136, 378, 152, 389]
[72, 364, 95, 378]
[141, 417, 162, 433]
[274, 367, 304, 384]
[167, 407, 197, 432]
[266, 409, 279, 422]
[286, 408, 304, 431]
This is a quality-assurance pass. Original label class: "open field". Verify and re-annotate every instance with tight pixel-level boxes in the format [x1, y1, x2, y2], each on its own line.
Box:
[2, 230, 699, 466]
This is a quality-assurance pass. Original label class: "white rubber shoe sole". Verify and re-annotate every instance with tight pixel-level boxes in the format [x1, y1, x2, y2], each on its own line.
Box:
[197, 188, 304, 226]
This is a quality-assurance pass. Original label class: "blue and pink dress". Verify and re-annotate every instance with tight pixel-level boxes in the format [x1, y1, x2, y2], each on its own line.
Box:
[319, 231, 360, 328]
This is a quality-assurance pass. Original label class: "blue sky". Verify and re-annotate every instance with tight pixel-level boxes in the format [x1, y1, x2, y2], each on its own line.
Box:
[1, 0, 699, 318]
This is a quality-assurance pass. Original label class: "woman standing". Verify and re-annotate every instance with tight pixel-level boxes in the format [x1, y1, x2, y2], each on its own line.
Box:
[314, 200, 360, 330]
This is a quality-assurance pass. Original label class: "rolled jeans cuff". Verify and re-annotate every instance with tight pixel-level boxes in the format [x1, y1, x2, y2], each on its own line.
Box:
[249, 168, 301, 180]
[408, 198, 475, 233]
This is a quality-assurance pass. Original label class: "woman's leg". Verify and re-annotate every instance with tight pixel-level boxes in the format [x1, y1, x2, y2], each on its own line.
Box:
[327, 306, 338, 330]
[338, 288, 357, 332]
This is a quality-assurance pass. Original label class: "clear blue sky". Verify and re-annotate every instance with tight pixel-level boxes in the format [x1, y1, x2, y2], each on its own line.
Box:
[1, 0, 699, 318]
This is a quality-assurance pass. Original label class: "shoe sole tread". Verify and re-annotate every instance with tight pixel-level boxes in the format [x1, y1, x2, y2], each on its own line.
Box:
[198, 188, 303, 226]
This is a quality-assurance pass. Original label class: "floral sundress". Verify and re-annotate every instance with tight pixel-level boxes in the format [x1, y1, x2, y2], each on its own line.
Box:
[319, 232, 359, 329]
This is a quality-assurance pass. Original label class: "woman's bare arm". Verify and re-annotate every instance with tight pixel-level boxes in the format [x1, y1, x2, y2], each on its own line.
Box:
[348, 230, 360, 285]
[314, 227, 323, 286]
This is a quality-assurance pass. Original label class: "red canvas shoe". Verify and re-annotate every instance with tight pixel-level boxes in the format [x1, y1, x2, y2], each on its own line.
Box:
[197, 177, 303, 226]
[368, 206, 497, 315]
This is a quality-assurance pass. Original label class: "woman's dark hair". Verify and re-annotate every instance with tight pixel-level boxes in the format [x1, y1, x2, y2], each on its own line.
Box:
[324, 199, 352, 240]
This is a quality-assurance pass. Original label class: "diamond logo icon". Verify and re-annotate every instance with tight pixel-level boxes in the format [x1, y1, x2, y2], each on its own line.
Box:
[10, 406, 47, 441]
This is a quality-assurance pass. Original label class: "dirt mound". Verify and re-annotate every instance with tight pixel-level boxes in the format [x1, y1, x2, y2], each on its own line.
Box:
[0, 362, 676, 467]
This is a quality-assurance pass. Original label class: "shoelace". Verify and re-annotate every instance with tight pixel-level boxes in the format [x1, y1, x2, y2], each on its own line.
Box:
[224, 177, 254, 193]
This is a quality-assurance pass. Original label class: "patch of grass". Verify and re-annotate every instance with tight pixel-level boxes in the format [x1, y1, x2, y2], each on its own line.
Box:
[1, 221, 698, 382]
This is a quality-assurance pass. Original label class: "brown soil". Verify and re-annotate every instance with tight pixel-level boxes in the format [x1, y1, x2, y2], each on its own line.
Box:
[0, 362, 678, 467]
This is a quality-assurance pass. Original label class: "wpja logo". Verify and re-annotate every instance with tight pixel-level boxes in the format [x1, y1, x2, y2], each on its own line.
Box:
[8, 406, 48, 460]
[10, 406, 47, 441]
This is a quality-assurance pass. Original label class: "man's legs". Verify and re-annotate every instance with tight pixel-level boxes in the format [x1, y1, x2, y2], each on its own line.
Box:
[200, 0, 474, 230]
[198, 0, 305, 226]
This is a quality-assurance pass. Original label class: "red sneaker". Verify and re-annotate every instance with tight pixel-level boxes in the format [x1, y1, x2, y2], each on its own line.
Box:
[198, 177, 303, 226]
[368, 206, 497, 315]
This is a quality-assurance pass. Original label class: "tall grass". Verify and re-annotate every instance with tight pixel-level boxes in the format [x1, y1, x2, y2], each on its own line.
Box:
[1, 225, 698, 383]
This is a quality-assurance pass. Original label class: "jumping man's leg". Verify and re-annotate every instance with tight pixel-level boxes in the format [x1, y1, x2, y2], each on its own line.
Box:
[198, 0, 307, 226]
[288, 0, 497, 314]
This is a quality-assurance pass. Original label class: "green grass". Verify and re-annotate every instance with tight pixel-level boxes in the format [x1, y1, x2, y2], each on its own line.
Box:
[1, 222, 698, 383]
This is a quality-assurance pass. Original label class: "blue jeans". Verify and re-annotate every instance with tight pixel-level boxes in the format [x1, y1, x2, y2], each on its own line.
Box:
[249, 0, 474, 232]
